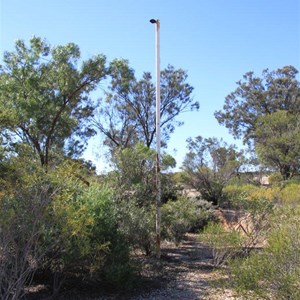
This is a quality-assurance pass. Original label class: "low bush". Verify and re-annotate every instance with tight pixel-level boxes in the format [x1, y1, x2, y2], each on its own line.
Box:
[161, 197, 215, 245]
[199, 222, 244, 266]
[279, 183, 300, 205]
[223, 184, 279, 209]
[0, 162, 136, 298]
[0, 181, 53, 300]
[229, 207, 300, 299]
[222, 184, 257, 208]
[116, 199, 156, 256]
[44, 172, 135, 291]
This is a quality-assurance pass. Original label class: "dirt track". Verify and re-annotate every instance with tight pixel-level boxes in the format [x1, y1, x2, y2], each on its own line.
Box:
[131, 234, 242, 300]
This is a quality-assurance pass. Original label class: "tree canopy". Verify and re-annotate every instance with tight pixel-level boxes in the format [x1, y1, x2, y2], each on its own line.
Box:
[255, 110, 300, 179]
[215, 65, 300, 178]
[93, 59, 199, 153]
[0, 37, 106, 167]
[215, 66, 300, 144]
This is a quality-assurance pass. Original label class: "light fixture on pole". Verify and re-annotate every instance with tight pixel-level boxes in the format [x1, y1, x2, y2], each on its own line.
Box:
[150, 18, 161, 259]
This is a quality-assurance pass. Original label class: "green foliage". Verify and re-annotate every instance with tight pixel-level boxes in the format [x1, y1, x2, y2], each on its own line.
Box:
[43, 165, 134, 288]
[255, 110, 300, 179]
[224, 181, 300, 209]
[215, 65, 300, 143]
[161, 197, 214, 244]
[107, 143, 178, 255]
[229, 207, 300, 299]
[93, 59, 198, 152]
[215, 65, 300, 178]
[279, 183, 300, 205]
[199, 222, 244, 266]
[110, 143, 157, 208]
[110, 141, 177, 203]
[182, 136, 244, 205]
[268, 172, 284, 185]
[0, 36, 106, 167]
[223, 184, 279, 209]
[0, 159, 135, 296]
[223, 184, 257, 200]
[116, 199, 156, 255]
[113, 143, 156, 189]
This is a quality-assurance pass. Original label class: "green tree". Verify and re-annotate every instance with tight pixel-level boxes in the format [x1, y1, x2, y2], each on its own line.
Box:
[215, 66, 300, 179]
[0, 37, 106, 167]
[255, 110, 300, 179]
[215, 66, 300, 178]
[93, 59, 199, 152]
[215, 65, 300, 144]
[182, 136, 244, 205]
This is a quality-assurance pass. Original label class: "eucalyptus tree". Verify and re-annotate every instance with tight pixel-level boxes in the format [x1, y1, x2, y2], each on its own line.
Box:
[93, 59, 199, 152]
[215, 66, 300, 144]
[182, 136, 244, 205]
[0, 37, 106, 168]
[255, 110, 300, 179]
[215, 65, 300, 179]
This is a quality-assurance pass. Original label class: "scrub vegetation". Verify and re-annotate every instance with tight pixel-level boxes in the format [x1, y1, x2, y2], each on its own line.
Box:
[0, 37, 299, 299]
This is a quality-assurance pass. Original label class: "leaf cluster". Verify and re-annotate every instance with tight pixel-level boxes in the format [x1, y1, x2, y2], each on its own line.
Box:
[0, 37, 106, 166]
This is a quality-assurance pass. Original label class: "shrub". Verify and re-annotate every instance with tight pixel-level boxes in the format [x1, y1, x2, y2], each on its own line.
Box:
[161, 197, 215, 245]
[222, 184, 257, 208]
[0, 160, 136, 297]
[116, 199, 156, 255]
[247, 186, 280, 202]
[223, 184, 279, 209]
[268, 172, 284, 185]
[229, 207, 300, 299]
[199, 222, 244, 266]
[279, 183, 300, 205]
[0, 181, 54, 300]
[46, 178, 134, 290]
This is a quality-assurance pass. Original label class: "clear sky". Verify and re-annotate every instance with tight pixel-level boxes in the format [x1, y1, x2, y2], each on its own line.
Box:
[1, 0, 299, 172]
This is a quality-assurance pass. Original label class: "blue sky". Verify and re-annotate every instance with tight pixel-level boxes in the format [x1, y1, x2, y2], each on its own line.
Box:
[1, 0, 299, 172]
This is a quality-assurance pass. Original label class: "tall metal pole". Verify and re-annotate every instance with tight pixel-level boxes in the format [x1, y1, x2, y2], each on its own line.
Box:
[150, 18, 161, 259]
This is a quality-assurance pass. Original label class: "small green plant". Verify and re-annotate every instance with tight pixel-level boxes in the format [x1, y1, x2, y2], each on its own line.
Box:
[199, 222, 244, 266]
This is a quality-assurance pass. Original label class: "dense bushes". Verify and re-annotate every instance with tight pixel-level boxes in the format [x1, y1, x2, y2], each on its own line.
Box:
[0, 162, 135, 298]
[229, 207, 300, 299]
[199, 222, 244, 266]
[0, 181, 53, 300]
[279, 183, 300, 205]
[223, 182, 300, 208]
[1, 150, 299, 298]
[205, 182, 300, 298]
[49, 180, 133, 288]
[161, 197, 215, 244]
[223, 184, 280, 208]
[116, 199, 156, 255]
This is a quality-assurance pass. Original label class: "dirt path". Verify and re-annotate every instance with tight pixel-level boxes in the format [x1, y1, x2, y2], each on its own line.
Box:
[131, 234, 240, 300]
